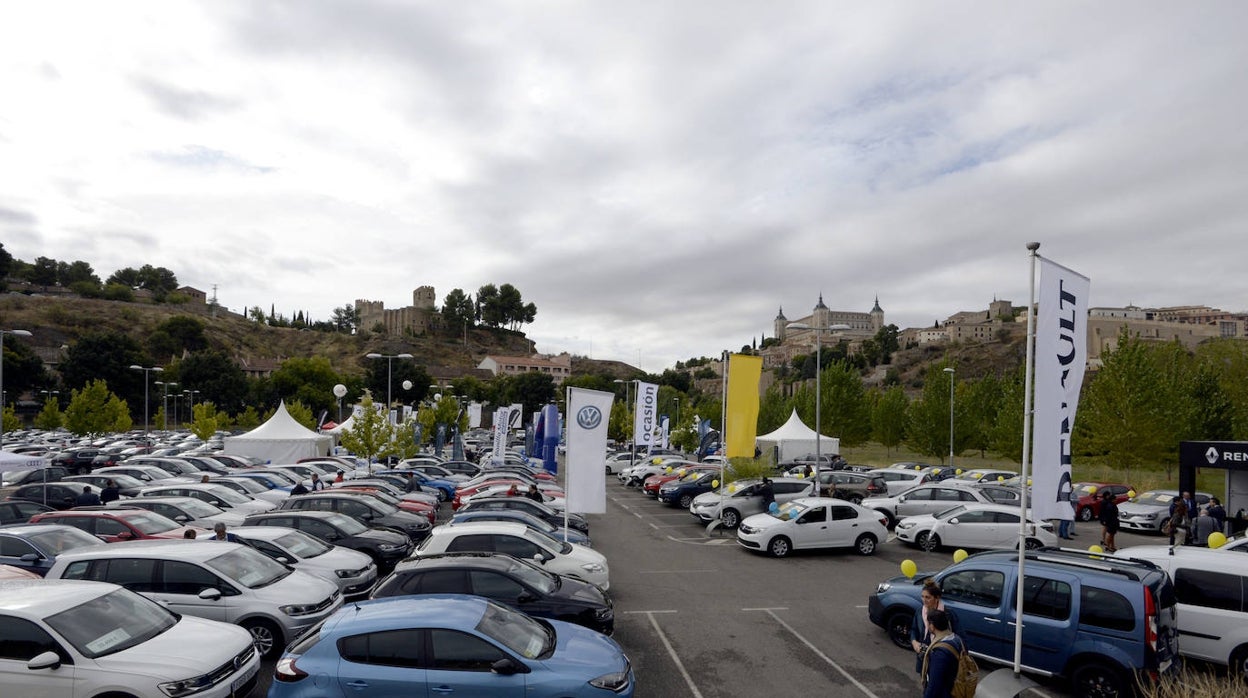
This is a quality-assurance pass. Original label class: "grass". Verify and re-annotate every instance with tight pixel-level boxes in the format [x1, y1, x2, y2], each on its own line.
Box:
[839, 442, 1229, 499]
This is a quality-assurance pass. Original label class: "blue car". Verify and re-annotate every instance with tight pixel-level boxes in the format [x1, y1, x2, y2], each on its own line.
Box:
[231, 471, 296, 493]
[269, 594, 634, 697]
[379, 468, 457, 502]
[450, 509, 592, 547]
[0, 524, 106, 576]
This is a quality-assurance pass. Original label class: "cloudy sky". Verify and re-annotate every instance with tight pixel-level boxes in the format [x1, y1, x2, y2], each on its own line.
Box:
[2, 2, 1245, 372]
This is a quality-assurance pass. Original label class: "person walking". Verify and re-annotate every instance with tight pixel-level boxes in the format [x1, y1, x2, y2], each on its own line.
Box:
[920, 609, 964, 698]
[1207, 497, 1227, 534]
[1099, 490, 1121, 553]
[1192, 508, 1217, 547]
[911, 580, 953, 674]
[99, 480, 120, 504]
[75, 486, 101, 507]
[759, 477, 776, 509]
[1167, 500, 1191, 547]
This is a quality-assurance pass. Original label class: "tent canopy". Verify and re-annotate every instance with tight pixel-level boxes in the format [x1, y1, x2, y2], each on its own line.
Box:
[222, 401, 331, 464]
[0, 450, 48, 481]
[755, 409, 840, 463]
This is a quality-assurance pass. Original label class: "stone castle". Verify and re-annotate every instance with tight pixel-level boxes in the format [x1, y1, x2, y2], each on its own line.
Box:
[356, 287, 438, 336]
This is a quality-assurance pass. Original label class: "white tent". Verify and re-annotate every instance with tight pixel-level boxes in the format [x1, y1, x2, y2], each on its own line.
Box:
[755, 409, 839, 463]
[323, 415, 355, 435]
[0, 450, 48, 483]
[222, 401, 332, 464]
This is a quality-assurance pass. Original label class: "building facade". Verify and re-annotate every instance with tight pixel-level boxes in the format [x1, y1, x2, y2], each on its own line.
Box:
[356, 287, 438, 336]
[477, 353, 574, 385]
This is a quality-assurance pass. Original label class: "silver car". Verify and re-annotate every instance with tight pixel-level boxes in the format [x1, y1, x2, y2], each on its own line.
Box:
[232, 525, 377, 599]
[112, 496, 247, 529]
[689, 477, 815, 529]
[1117, 490, 1212, 533]
[46, 539, 343, 657]
[862, 481, 999, 527]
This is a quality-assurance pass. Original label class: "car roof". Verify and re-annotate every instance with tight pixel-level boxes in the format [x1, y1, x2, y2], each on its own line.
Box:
[0, 523, 86, 537]
[323, 594, 489, 634]
[53, 539, 246, 561]
[392, 551, 520, 573]
[950, 547, 1166, 584]
[0, 579, 117, 614]
[1117, 545, 1243, 563]
[37, 508, 150, 519]
[439, 521, 530, 536]
[228, 526, 304, 541]
[247, 510, 339, 522]
[120, 496, 211, 507]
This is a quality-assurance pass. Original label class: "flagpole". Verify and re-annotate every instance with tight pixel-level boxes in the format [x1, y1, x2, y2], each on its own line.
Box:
[720, 351, 728, 491]
[1015, 241, 1040, 675]
[564, 386, 571, 542]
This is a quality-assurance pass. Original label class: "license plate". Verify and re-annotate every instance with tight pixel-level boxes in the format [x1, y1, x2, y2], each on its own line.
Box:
[231, 660, 259, 695]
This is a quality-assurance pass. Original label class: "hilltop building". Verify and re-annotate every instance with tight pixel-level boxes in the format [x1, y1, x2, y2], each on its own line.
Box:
[355, 287, 437, 336]
[477, 353, 573, 385]
[761, 295, 884, 369]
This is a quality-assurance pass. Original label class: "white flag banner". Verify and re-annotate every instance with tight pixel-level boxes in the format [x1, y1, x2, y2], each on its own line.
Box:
[566, 387, 613, 513]
[492, 407, 511, 465]
[509, 404, 524, 429]
[660, 416, 670, 449]
[633, 381, 659, 449]
[1032, 257, 1090, 521]
[467, 402, 482, 428]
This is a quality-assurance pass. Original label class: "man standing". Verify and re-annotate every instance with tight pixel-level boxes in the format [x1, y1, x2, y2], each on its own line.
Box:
[100, 480, 121, 504]
[310, 473, 326, 491]
[759, 478, 775, 509]
[76, 486, 101, 506]
[920, 609, 964, 698]
[208, 523, 239, 543]
[1099, 490, 1121, 553]
[290, 481, 309, 496]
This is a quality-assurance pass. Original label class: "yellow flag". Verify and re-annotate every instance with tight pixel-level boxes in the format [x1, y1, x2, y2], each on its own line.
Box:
[725, 353, 763, 458]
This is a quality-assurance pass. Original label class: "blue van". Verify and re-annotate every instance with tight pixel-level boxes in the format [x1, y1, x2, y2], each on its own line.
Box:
[868, 547, 1179, 698]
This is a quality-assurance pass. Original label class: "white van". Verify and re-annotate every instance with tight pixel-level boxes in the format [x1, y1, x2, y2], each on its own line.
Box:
[1118, 545, 1248, 675]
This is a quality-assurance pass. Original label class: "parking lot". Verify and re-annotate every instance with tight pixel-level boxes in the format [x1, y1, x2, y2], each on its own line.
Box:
[594, 479, 1163, 697]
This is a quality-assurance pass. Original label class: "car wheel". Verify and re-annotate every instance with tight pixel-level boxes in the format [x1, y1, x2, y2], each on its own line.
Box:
[1071, 661, 1128, 698]
[679, 494, 693, 509]
[1229, 644, 1248, 682]
[244, 619, 283, 659]
[1078, 506, 1094, 522]
[436, 489, 448, 502]
[921, 533, 941, 553]
[1024, 538, 1044, 550]
[914, 531, 931, 550]
[855, 533, 878, 555]
[721, 509, 740, 529]
[768, 536, 792, 558]
[848, 494, 863, 505]
[886, 610, 914, 649]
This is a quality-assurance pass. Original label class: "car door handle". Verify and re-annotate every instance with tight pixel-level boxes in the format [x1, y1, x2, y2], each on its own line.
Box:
[431, 687, 454, 694]
[983, 617, 1002, 623]
[346, 680, 370, 688]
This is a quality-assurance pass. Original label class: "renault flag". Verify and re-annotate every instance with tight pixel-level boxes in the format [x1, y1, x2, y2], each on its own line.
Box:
[634, 381, 659, 450]
[725, 353, 763, 458]
[566, 387, 612, 513]
[491, 406, 511, 465]
[1032, 257, 1090, 521]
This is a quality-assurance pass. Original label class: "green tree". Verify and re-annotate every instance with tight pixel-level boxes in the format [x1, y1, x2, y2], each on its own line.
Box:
[148, 316, 208, 359]
[263, 357, 343, 416]
[757, 385, 790, 434]
[33, 398, 64, 430]
[189, 402, 222, 442]
[283, 400, 317, 430]
[234, 406, 262, 431]
[64, 379, 132, 435]
[30, 256, 59, 286]
[57, 260, 100, 286]
[417, 395, 467, 450]
[964, 374, 1004, 457]
[363, 359, 431, 409]
[338, 392, 395, 464]
[0, 242, 12, 291]
[497, 283, 536, 331]
[1194, 339, 1248, 439]
[59, 332, 150, 414]
[172, 350, 250, 414]
[0, 333, 48, 400]
[440, 289, 475, 333]
[906, 363, 959, 462]
[331, 304, 359, 333]
[792, 360, 872, 447]
[1, 406, 18, 433]
[872, 385, 908, 455]
[476, 284, 503, 328]
[989, 367, 1026, 463]
[499, 371, 555, 416]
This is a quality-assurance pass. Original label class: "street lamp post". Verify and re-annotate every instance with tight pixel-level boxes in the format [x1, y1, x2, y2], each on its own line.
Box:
[333, 384, 347, 423]
[154, 381, 177, 430]
[613, 379, 636, 469]
[365, 353, 413, 425]
[943, 367, 956, 467]
[129, 365, 164, 443]
[182, 389, 199, 428]
[0, 328, 33, 449]
[786, 322, 851, 497]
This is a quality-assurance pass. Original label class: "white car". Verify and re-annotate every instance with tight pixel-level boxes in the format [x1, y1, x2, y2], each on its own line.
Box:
[415, 521, 610, 590]
[862, 481, 998, 527]
[231, 525, 377, 599]
[865, 468, 934, 497]
[619, 457, 698, 486]
[138, 483, 276, 516]
[737, 497, 889, 558]
[0, 579, 261, 698]
[689, 477, 815, 529]
[896, 503, 1057, 552]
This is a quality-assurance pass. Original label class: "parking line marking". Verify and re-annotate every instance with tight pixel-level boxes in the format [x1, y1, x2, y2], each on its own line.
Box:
[638, 569, 718, 574]
[623, 609, 677, 614]
[741, 607, 788, 611]
[642, 610, 705, 698]
[751, 608, 883, 698]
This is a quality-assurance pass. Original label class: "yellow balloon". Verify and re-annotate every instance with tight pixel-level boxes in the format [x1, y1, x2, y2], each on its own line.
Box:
[712, 480, 719, 488]
[955, 469, 963, 475]
[1088, 486, 1097, 494]
[1208, 532, 1228, 549]
[997, 476, 1005, 481]
[933, 469, 942, 475]
[652, 457, 662, 464]
[665, 467, 673, 474]
[901, 559, 917, 579]
[1089, 545, 1104, 554]
[1127, 490, 1136, 498]
[728, 484, 738, 493]
[1026, 478, 1032, 486]
[953, 549, 969, 563]
[677, 468, 686, 476]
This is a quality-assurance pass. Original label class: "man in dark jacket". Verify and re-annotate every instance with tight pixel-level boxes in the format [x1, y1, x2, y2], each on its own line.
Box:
[1099, 490, 1121, 553]
[99, 480, 121, 504]
[759, 478, 776, 509]
[75, 486, 102, 506]
[921, 609, 964, 698]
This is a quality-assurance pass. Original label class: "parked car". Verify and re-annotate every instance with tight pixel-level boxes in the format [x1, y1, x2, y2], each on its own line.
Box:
[63, 472, 146, 498]
[373, 552, 614, 634]
[0, 465, 72, 491]
[0, 579, 262, 698]
[110, 495, 246, 528]
[231, 525, 377, 599]
[0, 499, 54, 524]
[29, 508, 211, 542]
[865, 468, 935, 497]
[951, 468, 1019, 484]
[643, 465, 719, 497]
[451, 509, 592, 547]
[92, 463, 184, 485]
[862, 481, 1000, 528]
[895, 503, 1057, 552]
[822, 470, 889, 503]
[458, 496, 590, 533]
[0, 564, 41, 580]
[688, 477, 814, 529]
[868, 547, 1179, 697]
[47, 539, 344, 657]
[1117, 490, 1213, 533]
[49, 448, 102, 474]
[1117, 545, 1248, 677]
[657, 470, 722, 508]
[277, 491, 433, 541]
[737, 497, 889, 557]
[242, 510, 414, 571]
[376, 468, 457, 501]
[970, 482, 1025, 507]
[268, 594, 634, 697]
[1071, 482, 1135, 522]
[138, 483, 276, 516]
[7, 481, 100, 510]
[208, 474, 290, 504]
[0, 523, 105, 575]
[416, 521, 610, 590]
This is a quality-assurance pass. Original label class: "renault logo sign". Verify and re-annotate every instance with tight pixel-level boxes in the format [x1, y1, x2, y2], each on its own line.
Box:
[576, 406, 603, 430]
[1207, 447, 1221, 465]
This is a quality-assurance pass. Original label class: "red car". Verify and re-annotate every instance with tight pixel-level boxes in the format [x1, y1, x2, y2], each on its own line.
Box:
[28, 508, 210, 542]
[335, 486, 437, 524]
[453, 482, 565, 511]
[643, 465, 720, 497]
[1072, 482, 1135, 521]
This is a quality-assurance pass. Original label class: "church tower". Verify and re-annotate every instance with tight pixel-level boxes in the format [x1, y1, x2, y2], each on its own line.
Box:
[774, 307, 788, 342]
[812, 294, 831, 330]
[870, 296, 885, 331]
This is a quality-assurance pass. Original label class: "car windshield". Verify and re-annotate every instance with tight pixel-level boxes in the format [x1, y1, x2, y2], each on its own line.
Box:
[159, 461, 199, 475]
[206, 546, 292, 588]
[934, 505, 968, 520]
[475, 599, 552, 660]
[1133, 492, 1174, 505]
[46, 588, 177, 659]
[524, 528, 571, 555]
[205, 487, 249, 504]
[505, 557, 557, 594]
[221, 478, 267, 494]
[275, 531, 331, 558]
[1074, 483, 1100, 495]
[325, 513, 368, 535]
[722, 479, 759, 497]
[125, 512, 181, 534]
[177, 499, 225, 517]
[424, 466, 452, 478]
[257, 472, 299, 486]
[773, 501, 808, 520]
[28, 527, 105, 554]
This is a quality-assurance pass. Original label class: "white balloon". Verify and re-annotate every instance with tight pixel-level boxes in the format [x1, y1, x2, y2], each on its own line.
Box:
[333, 384, 347, 398]
[402, 380, 413, 390]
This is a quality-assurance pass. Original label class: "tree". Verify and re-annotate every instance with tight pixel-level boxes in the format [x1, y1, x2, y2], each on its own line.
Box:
[263, 357, 343, 416]
[496, 283, 536, 331]
[30, 256, 58, 286]
[756, 385, 790, 434]
[499, 371, 556, 416]
[1, 406, 18, 434]
[172, 350, 250, 414]
[417, 395, 467, 452]
[59, 332, 150, 415]
[64, 380, 132, 435]
[57, 260, 100, 287]
[989, 367, 1026, 463]
[338, 392, 394, 464]
[872, 386, 908, 455]
[1194, 339, 1248, 439]
[440, 289, 475, 333]
[188, 402, 222, 442]
[476, 284, 503, 328]
[0, 242, 12, 291]
[283, 400, 317, 430]
[792, 360, 872, 447]
[233, 406, 262, 431]
[331, 304, 359, 333]
[33, 398, 64, 430]
[964, 374, 1004, 457]
[0, 334, 49, 399]
[906, 363, 959, 462]
[364, 360, 431, 409]
[148, 316, 208, 359]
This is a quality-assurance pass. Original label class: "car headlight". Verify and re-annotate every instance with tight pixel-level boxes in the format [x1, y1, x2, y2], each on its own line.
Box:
[582, 562, 605, 574]
[378, 543, 402, 551]
[335, 569, 356, 578]
[876, 582, 892, 594]
[159, 674, 214, 697]
[281, 603, 321, 616]
[589, 668, 630, 692]
[896, 521, 913, 529]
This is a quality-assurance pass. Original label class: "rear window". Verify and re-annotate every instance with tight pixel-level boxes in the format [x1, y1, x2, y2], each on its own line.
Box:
[1022, 577, 1072, 621]
[1079, 586, 1136, 631]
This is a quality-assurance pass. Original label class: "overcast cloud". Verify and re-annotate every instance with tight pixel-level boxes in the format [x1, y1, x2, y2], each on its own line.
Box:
[2, 2, 1246, 372]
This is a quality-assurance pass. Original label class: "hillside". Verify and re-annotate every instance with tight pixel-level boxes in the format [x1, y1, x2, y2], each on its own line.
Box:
[0, 293, 531, 376]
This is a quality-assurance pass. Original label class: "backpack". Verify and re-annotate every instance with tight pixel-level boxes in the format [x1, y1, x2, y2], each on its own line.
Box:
[922, 638, 979, 698]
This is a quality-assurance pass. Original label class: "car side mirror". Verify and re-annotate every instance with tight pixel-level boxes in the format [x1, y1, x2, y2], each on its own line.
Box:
[20, 552, 41, 562]
[898, 496, 907, 503]
[533, 554, 546, 565]
[949, 518, 960, 525]
[175, 516, 189, 523]
[491, 657, 529, 675]
[276, 556, 291, 564]
[198, 588, 222, 601]
[115, 531, 133, 540]
[27, 651, 61, 672]
[517, 592, 536, 603]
